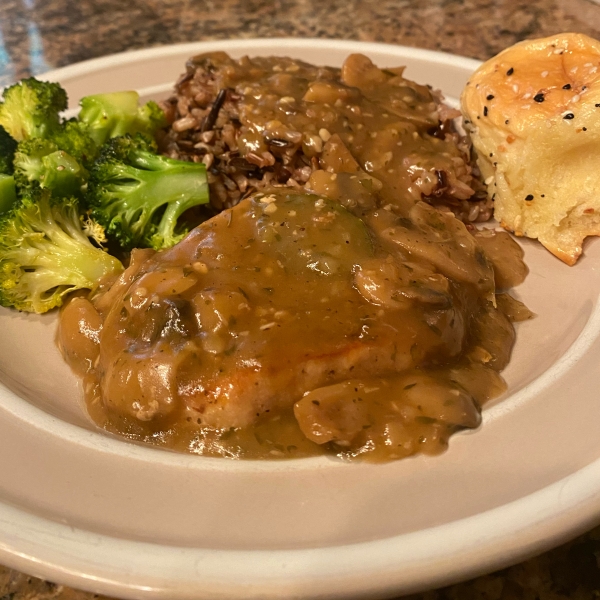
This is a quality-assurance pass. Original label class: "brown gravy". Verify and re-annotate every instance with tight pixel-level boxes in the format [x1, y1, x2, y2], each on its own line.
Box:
[58, 190, 528, 461]
[57, 54, 530, 461]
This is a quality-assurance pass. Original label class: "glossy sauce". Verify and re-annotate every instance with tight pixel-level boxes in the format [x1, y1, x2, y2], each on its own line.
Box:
[163, 52, 486, 217]
[59, 189, 528, 461]
[58, 55, 530, 461]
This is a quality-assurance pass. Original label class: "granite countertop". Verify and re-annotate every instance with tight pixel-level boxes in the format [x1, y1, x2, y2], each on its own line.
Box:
[1, 0, 600, 598]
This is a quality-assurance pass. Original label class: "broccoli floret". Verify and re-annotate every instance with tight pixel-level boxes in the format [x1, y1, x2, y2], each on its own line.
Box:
[88, 135, 209, 250]
[0, 190, 123, 313]
[81, 213, 108, 247]
[0, 126, 17, 174]
[78, 91, 167, 146]
[0, 78, 68, 142]
[135, 100, 168, 136]
[14, 138, 88, 198]
[53, 119, 98, 166]
[0, 174, 17, 214]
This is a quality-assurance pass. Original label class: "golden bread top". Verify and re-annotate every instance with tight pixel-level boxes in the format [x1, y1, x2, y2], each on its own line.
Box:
[462, 33, 600, 137]
[461, 33, 600, 266]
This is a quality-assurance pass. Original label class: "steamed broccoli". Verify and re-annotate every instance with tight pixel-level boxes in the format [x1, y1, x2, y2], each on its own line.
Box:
[78, 91, 166, 146]
[0, 78, 67, 142]
[0, 189, 123, 313]
[88, 135, 209, 250]
[13, 138, 87, 198]
[0, 126, 17, 174]
[53, 119, 98, 166]
[0, 175, 17, 214]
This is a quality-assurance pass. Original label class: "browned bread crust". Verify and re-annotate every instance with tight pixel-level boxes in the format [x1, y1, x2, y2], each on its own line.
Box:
[461, 33, 600, 265]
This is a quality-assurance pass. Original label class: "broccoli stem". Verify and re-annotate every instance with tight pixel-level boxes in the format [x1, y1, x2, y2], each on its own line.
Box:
[151, 176, 209, 249]
[0, 175, 16, 214]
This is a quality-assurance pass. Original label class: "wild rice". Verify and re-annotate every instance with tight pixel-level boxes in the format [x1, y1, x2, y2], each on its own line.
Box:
[157, 54, 492, 224]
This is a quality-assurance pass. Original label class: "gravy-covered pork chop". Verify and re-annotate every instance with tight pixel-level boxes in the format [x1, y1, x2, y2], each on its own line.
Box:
[59, 188, 526, 460]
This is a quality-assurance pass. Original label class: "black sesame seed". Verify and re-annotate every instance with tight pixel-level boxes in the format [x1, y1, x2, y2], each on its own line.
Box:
[486, 94, 495, 100]
[563, 113, 575, 120]
[541, 194, 545, 198]
[483, 106, 488, 116]
[583, 127, 588, 131]
[507, 67, 514, 76]
[563, 84, 571, 90]
[489, 153, 493, 157]
[505, 119, 510, 124]
[533, 93, 545, 103]
[525, 194, 534, 201]
[596, 104, 600, 108]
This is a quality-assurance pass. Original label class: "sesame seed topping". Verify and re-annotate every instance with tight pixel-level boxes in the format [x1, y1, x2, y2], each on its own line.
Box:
[534, 93, 545, 102]
[507, 67, 514, 76]
[563, 84, 571, 90]
[563, 112, 575, 120]
[553, 48, 564, 55]
[541, 71, 549, 78]
[512, 84, 519, 94]
[525, 194, 534, 201]
[596, 104, 600, 108]
[486, 94, 494, 100]
[583, 127, 588, 131]
[571, 94, 581, 103]
[505, 119, 510, 125]
[483, 106, 488, 116]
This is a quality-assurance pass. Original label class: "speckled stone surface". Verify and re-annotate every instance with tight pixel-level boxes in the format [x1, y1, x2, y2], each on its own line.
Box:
[1, 0, 600, 598]
[1, 0, 600, 85]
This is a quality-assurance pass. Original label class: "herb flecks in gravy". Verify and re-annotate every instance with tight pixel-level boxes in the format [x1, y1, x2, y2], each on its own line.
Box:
[58, 54, 529, 461]
[59, 190, 527, 461]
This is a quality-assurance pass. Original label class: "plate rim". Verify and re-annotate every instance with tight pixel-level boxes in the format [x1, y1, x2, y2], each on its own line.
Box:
[39, 37, 483, 84]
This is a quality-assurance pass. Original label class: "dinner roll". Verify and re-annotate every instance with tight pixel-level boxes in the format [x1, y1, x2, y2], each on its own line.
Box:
[461, 33, 600, 265]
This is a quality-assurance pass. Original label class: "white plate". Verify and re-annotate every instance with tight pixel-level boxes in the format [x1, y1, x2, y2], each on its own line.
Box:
[1, 38, 600, 600]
